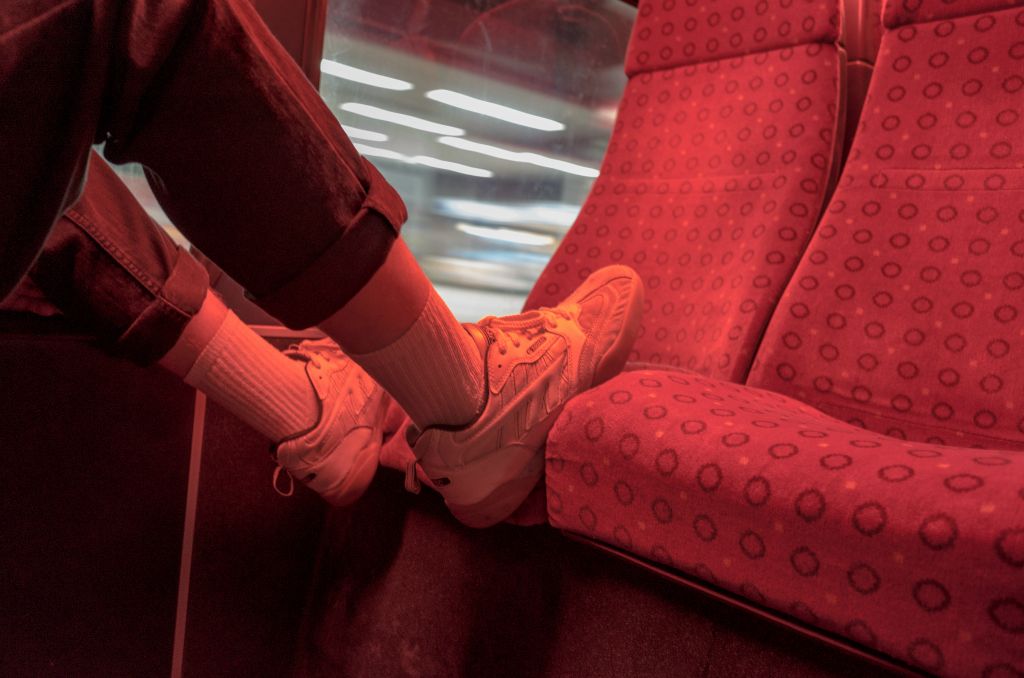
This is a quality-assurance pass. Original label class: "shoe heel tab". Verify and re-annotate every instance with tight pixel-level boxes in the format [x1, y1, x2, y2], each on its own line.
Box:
[403, 461, 422, 494]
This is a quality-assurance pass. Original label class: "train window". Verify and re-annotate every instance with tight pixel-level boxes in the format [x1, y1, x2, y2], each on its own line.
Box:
[112, 0, 634, 322]
[320, 0, 633, 318]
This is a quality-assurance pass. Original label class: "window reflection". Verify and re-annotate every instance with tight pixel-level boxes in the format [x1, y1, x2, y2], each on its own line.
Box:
[321, 0, 632, 318]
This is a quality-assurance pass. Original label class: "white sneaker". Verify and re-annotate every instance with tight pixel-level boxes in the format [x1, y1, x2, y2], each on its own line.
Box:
[410, 265, 644, 527]
[272, 338, 389, 506]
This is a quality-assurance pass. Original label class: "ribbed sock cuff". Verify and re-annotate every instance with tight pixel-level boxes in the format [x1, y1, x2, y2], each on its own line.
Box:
[350, 289, 484, 428]
[185, 313, 318, 441]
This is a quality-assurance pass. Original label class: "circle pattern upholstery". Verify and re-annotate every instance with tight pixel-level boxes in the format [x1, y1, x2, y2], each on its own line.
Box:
[546, 369, 1024, 676]
[527, 43, 841, 382]
[749, 6, 1024, 451]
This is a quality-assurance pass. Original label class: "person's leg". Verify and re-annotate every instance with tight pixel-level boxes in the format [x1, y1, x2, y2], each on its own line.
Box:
[84, 0, 641, 523]
[157, 290, 228, 379]
[160, 290, 323, 444]
[3, 0, 406, 328]
[28, 154, 212, 366]
[98, 0, 487, 431]
[26, 153, 386, 504]
[4, 1, 643, 524]
[3, 0, 486, 429]
[320, 241, 484, 429]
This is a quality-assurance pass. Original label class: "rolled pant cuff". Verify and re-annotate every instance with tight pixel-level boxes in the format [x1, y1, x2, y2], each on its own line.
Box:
[116, 246, 209, 365]
[251, 159, 406, 329]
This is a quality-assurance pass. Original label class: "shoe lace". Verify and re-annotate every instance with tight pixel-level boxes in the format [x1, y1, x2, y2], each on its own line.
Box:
[403, 459, 422, 494]
[283, 338, 335, 366]
[272, 465, 295, 497]
[478, 307, 572, 356]
[284, 340, 351, 396]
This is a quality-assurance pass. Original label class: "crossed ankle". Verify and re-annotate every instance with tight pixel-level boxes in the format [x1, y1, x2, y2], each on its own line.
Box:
[346, 289, 485, 429]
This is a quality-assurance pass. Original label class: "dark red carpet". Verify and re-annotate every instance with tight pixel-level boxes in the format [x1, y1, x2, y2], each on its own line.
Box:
[295, 469, 904, 678]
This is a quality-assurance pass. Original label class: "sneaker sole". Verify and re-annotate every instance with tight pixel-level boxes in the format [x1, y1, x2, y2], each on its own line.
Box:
[445, 270, 645, 528]
[311, 442, 380, 506]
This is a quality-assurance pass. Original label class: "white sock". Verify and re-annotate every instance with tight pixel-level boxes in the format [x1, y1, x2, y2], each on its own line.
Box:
[185, 312, 318, 441]
[350, 289, 484, 429]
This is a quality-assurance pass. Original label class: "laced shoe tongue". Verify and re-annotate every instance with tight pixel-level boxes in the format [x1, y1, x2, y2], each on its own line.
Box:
[495, 310, 545, 328]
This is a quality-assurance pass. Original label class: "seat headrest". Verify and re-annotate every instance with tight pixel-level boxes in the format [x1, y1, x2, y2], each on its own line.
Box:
[626, 0, 841, 76]
[884, 0, 1024, 28]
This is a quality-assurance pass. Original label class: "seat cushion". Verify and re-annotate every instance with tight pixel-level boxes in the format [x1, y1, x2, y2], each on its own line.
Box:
[545, 369, 1024, 676]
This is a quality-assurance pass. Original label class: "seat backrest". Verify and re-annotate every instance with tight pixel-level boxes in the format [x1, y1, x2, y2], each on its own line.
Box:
[748, 0, 1024, 448]
[524, 0, 845, 382]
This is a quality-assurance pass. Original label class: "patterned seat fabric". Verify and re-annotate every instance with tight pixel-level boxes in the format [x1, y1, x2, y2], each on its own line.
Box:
[524, 0, 844, 382]
[545, 370, 1024, 676]
[747, 1, 1024, 450]
[545, 0, 1024, 674]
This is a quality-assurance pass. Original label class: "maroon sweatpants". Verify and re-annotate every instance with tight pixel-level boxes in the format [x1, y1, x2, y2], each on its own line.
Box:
[0, 0, 406, 330]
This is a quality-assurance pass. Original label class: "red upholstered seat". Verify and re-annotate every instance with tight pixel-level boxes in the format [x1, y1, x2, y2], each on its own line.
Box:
[545, 369, 1023, 676]
[747, 0, 1024, 449]
[545, 0, 1024, 674]
[524, 0, 845, 382]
